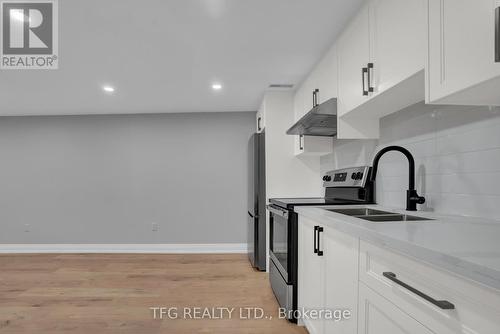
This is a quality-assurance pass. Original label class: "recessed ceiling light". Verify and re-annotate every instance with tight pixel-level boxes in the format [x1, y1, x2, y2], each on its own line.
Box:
[212, 83, 222, 91]
[102, 85, 115, 93]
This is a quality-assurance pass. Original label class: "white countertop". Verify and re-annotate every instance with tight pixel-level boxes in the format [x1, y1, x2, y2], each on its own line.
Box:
[295, 205, 500, 291]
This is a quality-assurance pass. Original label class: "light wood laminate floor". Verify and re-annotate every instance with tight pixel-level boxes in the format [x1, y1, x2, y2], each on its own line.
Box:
[0, 253, 307, 334]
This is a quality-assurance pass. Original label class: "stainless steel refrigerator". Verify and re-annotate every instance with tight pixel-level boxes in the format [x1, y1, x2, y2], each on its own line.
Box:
[247, 131, 266, 271]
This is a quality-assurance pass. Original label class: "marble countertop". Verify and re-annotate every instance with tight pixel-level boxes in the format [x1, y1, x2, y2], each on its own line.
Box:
[295, 205, 500, 291]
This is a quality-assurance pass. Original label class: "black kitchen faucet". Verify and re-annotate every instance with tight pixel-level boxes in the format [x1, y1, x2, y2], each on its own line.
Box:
[370, 146, 425, 211]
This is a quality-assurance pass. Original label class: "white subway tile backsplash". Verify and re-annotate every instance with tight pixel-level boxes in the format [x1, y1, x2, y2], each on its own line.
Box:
[376, 190, 406, 210]
[435, 105, 500, 136]
[320, 103, 500, 221]
[427, 172, 500, 197]
[431, 193, 500, 220]
[376, 175, 407, 192]
[437, 148, 500, 174]
[436, 125, 500, 155]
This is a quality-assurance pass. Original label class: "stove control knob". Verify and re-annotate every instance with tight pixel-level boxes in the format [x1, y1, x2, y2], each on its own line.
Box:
[323, 175, 332, 182]
[356, 172, 363, 180]
[351, 173, 357, 180]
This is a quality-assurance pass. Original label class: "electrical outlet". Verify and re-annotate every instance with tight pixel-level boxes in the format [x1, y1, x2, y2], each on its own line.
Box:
[24, 224, 30, 232]
[151, 223, 159, 232]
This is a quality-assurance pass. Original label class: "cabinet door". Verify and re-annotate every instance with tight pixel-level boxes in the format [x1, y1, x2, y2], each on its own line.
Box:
[323, 228, 359, 334]
[314, 45, 338, 105]
[358, 283, 436, 334]
[337, 5, 370, 116]
[369, 0, 425, 95]
[298, 218, 324, 334]
[293, 87, 304, 122]
[294, 76, 315, 121]
[428, 0, 500, 104]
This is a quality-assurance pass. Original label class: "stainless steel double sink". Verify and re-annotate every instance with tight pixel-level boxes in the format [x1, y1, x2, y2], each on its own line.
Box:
[324, 207, 432, 222]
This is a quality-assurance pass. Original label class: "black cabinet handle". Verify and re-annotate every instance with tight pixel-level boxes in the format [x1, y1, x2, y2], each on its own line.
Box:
[496, 7, 499, 62]
[317, 226, 324, 256]
[314, 89, 319, 107]
[362, 67, 368, 96]
[257, 117, 262, 131]
[383, 272, 455, 310]
[367, 63, 374, 92]
[299, 135, 304, 150]
[313, 226, 318, 253]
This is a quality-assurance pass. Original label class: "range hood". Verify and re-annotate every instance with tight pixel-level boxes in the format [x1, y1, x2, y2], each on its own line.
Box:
[286, 97, 337, 137]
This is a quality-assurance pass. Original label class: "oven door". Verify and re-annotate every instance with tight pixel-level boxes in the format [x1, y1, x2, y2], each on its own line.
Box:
[267, 204, 290, 282]
[268, 204, 298, 323]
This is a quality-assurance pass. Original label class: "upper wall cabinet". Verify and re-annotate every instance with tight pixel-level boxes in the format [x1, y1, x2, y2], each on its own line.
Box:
[313, 45, 338, 106]
[291, 45, 336, 156]
[369, 0, 425, 97]
[294, 45, 338, 121]
[337, 0, 426, 139]
[337, 5, 370, 116]
[427, 0, 500, 105]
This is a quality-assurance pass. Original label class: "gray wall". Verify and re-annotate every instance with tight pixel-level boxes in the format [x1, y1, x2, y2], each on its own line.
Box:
[0, 112, 255, 244]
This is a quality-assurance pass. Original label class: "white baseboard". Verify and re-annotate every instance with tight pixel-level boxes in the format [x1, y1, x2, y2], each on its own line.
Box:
[0, 243, 248, 254]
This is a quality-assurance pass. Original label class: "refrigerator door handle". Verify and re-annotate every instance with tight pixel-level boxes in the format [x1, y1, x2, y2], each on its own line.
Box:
[248, 211, 258, 219]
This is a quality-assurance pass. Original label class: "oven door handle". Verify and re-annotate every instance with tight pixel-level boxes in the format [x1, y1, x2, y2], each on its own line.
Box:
[266, 205, 289, 219]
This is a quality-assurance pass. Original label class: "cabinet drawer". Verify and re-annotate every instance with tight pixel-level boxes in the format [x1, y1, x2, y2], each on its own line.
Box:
[359, 282, 436, 334]
[359, 241, 500, 334]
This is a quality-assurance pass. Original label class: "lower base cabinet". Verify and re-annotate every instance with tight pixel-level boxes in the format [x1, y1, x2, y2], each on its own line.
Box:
[298, 215, 500, 334]
[298, 218, 324, 334]
[358, 282, 435, 334]
[359, 240, 500, 334]
[298, 216, 358, 334]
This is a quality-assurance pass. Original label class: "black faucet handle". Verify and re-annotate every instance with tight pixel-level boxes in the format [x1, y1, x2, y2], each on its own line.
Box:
[413, 196, 426, 205]
[407, 189, 425, 211]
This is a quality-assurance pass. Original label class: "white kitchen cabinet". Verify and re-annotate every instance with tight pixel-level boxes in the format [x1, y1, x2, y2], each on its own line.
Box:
[427, 0, 500, 105]
[358, 283, 436, 334]
[313, 45, 338, 105]
[298, 216, 358, 334]
[359, 240, 500, 334]
[293, 135, 333, 157]
[294, 45, 338, 121]
[298, 218, 324, 334]
[323, 225, 359, 334]
[369, 0, 425, 97]
[337, 0, 425, 139]
[293, 75, 315, 122]
[337, 5, 370, 117]
[290, 45, 335, 157]
[297, 213, 500, 334]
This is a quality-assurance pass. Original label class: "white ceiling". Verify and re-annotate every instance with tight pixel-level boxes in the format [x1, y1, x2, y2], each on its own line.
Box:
[0, 0, 364, 116]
